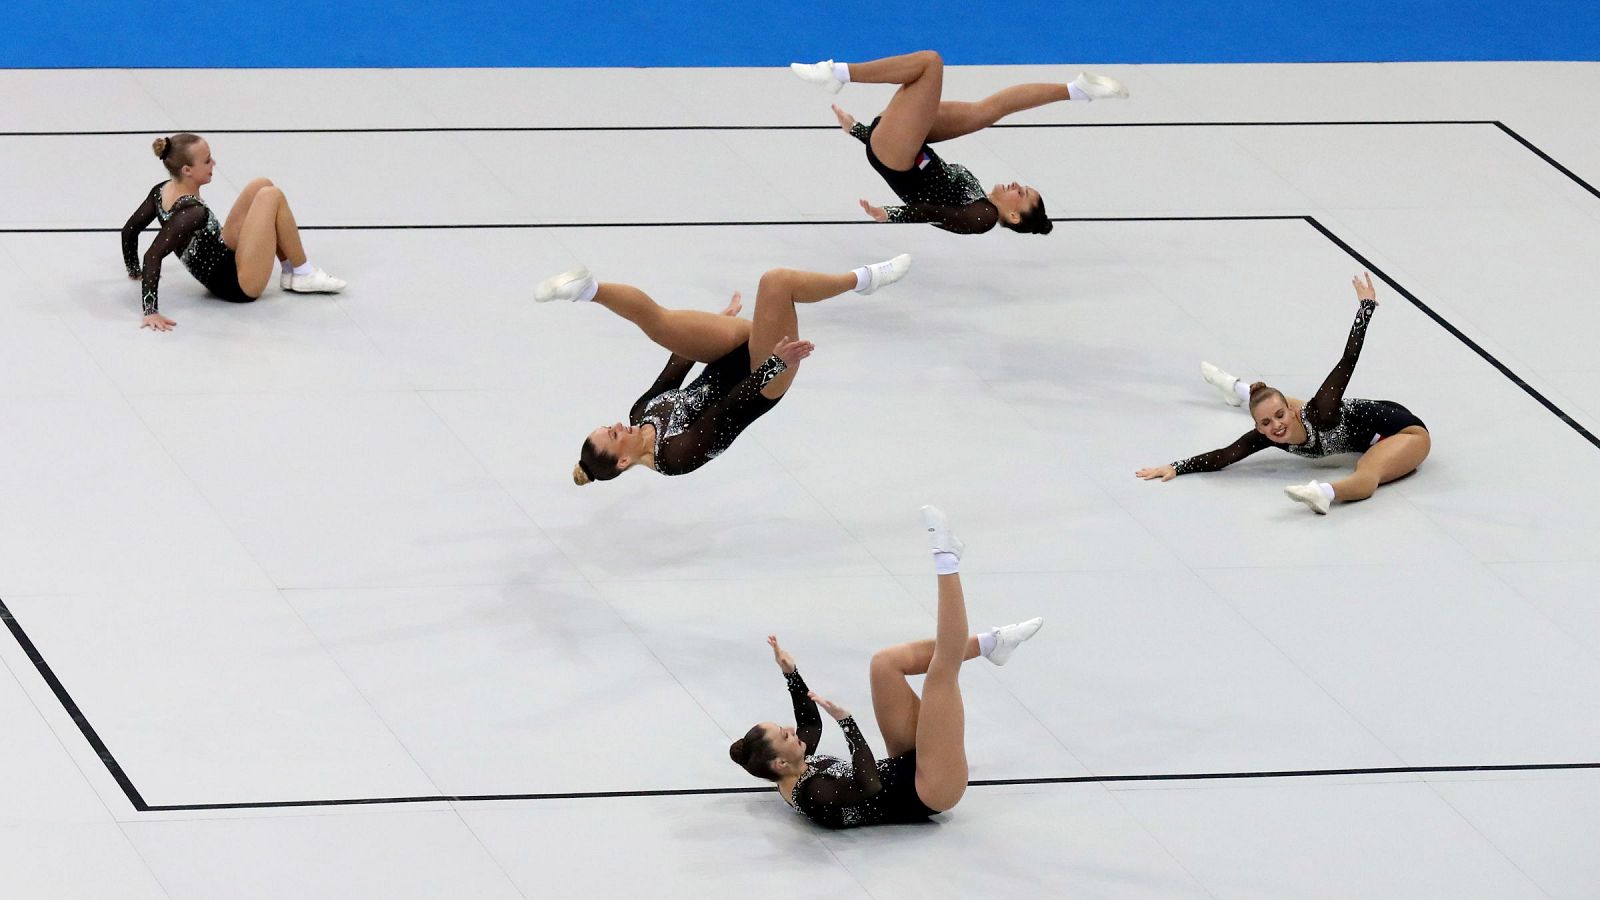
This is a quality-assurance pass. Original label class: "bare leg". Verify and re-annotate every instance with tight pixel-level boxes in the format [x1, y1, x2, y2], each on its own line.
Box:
[851, 50, 945, 171]
[222, 178, 276, 250]
[926, 84, 1072, 143]
[747, 268, 857, 399]
[235, 187, 308, 298]
[1331, 428, 1431, 501]
[591, 283, 751, 363]
[871, 637, 981, 758]
[912, 571, 971, 812]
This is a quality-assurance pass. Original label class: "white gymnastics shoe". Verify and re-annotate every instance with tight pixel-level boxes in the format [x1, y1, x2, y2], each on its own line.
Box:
[534, 265, 597, 303]
[1201, 361, 1244, 407]
[987, 617, 1044, 666]
[790, 59, 845, 94]
[859, 253, 912, 295]
[1284, 480, 1332, 515]
[1070, 72, 1129, 100]
[280, 270, 291, 291]
[919, 505, 964, 558]
[286, 268, 346, 293]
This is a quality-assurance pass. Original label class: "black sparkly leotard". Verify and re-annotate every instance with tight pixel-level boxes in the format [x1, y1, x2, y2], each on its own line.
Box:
[122, 181, 253, 314]
[781, 669, 937, 830]
[628, 343, 788, 477]
[1172, 299, 1427, 475]
[851, 119, 999, 235]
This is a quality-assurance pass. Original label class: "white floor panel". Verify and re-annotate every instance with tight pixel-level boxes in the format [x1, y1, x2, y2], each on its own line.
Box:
[124, 810, 523, 900]
[3, 590, 440, 805]
[1427, 771, 1600, 900]
[1118, 779, 1545, 899]
[0, 822, 169, 900]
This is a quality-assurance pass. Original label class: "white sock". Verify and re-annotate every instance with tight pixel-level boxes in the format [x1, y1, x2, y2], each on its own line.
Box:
[833, 62, 851, 85]
[574, 276, 600, 303]
[280, 259, 293, 273]
[934, 551, 960, 575]
[1066, 81, 1090, 101]
[1317, 482, 1336, 501]
[1233, 380, 1251, 404]
[977, 630, 996, 658]
[851, 266, 872, 292]
[291, 261, 315, 276]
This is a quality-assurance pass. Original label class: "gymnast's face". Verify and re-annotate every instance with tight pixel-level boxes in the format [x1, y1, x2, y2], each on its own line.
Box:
[989, 181, 1039, 223]
[759, 722, 806, 769]
[182, 140, 216, 186]
[1252, 396, 1294, 443]
[588, 422, 639, 461]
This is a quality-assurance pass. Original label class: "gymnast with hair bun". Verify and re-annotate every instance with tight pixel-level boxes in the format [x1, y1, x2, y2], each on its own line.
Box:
[121, 132, 345, 331]
[729, 507, 1043, 829]
[1137, 273, 1431, 514]
[533, 253, 912, 483]
[790, 49, 1127, 235]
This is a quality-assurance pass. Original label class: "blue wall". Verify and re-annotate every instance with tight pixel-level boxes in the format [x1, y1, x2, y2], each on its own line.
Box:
[7, 0, 1599, 67]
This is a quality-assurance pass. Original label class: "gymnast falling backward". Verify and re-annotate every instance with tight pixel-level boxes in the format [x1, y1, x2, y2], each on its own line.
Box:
[729, 507, 1043, 829]
[121, 133, 345, 332]
[1137, 273, 1432, 514]
[789, 50, 1127, 234]
[533, 254, 912, 482]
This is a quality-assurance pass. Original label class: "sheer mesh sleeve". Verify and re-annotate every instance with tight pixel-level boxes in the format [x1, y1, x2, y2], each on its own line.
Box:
[121, 188, 160, 278]
[1172, 430, 1273, 475]
[1307, 299, 1377, 429]
[629, 353, 696, 424]
[884, 201, 1000, 235]
[795, 717, 883, 808]
[137, 203, 209, 316]
[653, 355, 787, 475]
[785, 669, 822, 755]
[849, 122, 871, 144]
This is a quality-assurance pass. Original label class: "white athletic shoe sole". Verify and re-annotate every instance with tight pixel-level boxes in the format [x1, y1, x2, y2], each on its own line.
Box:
[859, 253, 912, 295]
[1201, 361, 1244, 407]
[280, 271, 291, 291]
[790, 59, 844, 94]
[1070, 71, 1129, 100]
[987, 617, 1044, 667]
[919, 505, 964, 559]
[1284, 480, 1332, 515]
[534, 265, 595, 303]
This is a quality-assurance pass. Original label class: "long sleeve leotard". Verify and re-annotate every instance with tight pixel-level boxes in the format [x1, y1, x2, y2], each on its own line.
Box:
[850, 121, 1000, 235]
[121, 182, 241, 314]
[1171, 300, 1420, 473]
[782, 669, 936, 829]
[628, 346, 787, 476]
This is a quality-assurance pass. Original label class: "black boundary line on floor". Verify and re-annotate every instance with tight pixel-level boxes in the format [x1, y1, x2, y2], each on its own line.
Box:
[2, 210, 1598, 812]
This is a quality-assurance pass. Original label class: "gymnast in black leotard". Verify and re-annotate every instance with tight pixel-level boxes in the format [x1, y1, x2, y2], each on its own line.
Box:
[789, 50, 1127, 235]
[729, 508, 1044, 830]
[121, 132, 344, 332]
[533, 253, 912, 483]
[1137, 273, 1432, 515]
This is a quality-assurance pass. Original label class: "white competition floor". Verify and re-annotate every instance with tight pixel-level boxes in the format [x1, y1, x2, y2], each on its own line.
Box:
[2, 63, 1600, 898]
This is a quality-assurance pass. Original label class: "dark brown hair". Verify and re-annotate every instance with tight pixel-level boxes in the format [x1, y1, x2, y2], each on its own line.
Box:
[1002, 195, 1053, 235]
[728, 724, 781, 781]
[152, 133, 205, 177]
[1248, 381, 1287, 412]
[572, 437, 622, 486]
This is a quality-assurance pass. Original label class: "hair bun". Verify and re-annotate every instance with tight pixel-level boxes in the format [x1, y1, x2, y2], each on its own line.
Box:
[728, 738, 746, 763]
[572, 463, 592, 486]
[152, 137, 170, 159]
[1249, 381, 1267, 393]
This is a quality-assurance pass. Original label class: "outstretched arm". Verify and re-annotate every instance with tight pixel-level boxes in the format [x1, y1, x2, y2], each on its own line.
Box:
[878, 200, 1000, 235]
[771, 636, 821, 754]
[1307, 273, 1380, 427]
[1163, 430, 1274, 476]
